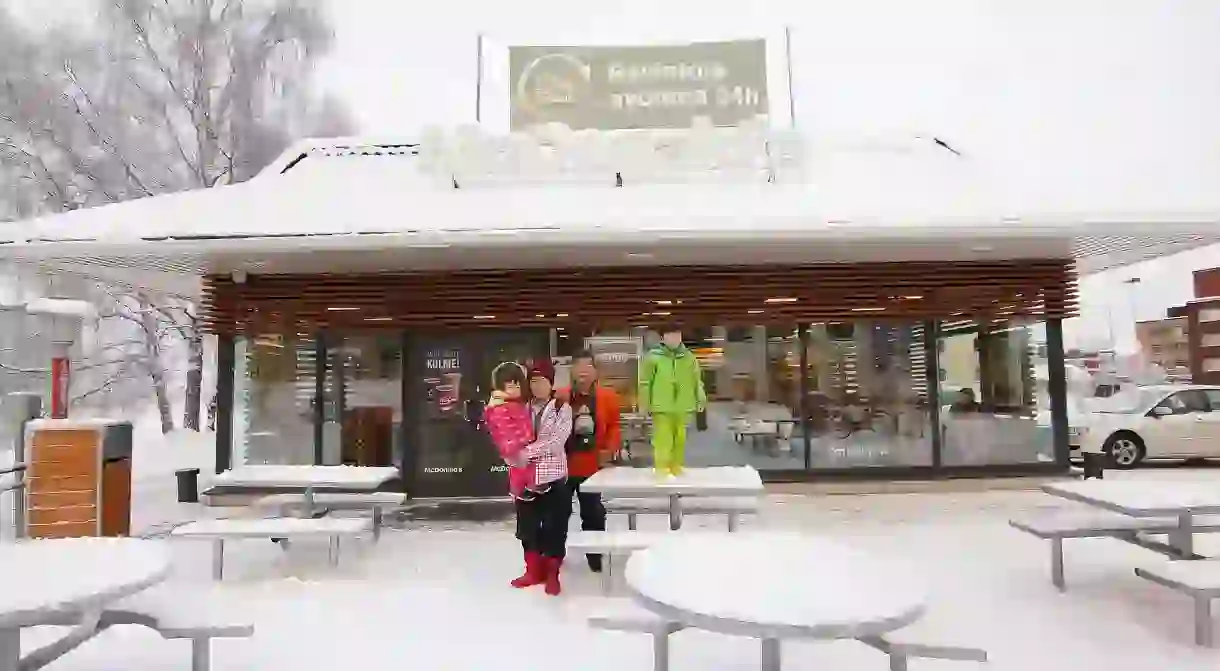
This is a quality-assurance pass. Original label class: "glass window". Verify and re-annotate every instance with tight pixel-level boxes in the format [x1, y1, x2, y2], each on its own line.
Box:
[240, 333, 318, 465]
[1203, 389, 1220, 410]
[592, 325, 802, 471]
[805, 321, 932, 468]
[1157, 390, 1210, 415]
[938, 319, 1051, 465]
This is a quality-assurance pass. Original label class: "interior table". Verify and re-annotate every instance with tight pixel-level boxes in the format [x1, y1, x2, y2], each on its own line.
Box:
[0, 537, 172, 671]
[1043, 479, 1220, 558]
[579, 466, 764, 529]
[624, 532, 927, 670]
[212, 465, 400, 516]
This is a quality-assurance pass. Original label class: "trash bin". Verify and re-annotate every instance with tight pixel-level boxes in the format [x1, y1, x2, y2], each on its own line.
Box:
[1081, 452, 1107, 480]
[176, 467, 201, 503]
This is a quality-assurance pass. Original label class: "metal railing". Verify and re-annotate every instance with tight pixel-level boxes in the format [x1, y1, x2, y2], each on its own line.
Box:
[0, 462, 27, 540]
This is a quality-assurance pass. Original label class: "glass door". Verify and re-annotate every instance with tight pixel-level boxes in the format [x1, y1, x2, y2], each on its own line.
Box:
[407, 331, 551, 498]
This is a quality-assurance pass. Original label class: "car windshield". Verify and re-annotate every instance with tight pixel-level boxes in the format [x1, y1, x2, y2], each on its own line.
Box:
[1092, 388, 1163, 414]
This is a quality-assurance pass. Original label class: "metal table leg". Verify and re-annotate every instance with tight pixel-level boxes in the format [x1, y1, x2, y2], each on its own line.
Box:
[0, 628, 18, 671]
[1171, 512, 1195, 558]
[760, 638, 781, 671]
[669, 495, 682, 531]
[301, 486, 316, 517]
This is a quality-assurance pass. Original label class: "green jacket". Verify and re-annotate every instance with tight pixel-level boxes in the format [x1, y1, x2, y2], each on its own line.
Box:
[638, 344, 706, 414]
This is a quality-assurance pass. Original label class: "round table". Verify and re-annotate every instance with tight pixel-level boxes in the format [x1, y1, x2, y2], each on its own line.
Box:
[624, 532, 927, 670]
[0, 537, 172, 671]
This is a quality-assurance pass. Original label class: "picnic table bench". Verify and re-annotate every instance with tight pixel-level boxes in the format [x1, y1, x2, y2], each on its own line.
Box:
[251, 491, 405, 541]
[580, 466, 764, 530]
[604, 496, 758, 532]
[611, 533, 985, 671]
[43, 587, 254, 671]
[171, 517, 370, 580]
[1009, 509, 1220, 590]
[1135, 559, 1220, 646]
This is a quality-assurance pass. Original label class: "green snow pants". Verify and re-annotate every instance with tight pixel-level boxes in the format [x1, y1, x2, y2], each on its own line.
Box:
[651, 412, 690, 475]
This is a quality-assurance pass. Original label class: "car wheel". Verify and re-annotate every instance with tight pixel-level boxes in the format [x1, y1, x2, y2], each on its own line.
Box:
[1104, 432, 1146, 469]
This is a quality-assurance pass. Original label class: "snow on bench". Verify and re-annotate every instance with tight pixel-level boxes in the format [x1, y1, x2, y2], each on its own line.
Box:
[568, 531, 671, 594]
[1009, 510, 1220, 591]
[251, 492, 405, 540]
[101, 588, 253, 671]
[37, 587, 253, 671]
[858, 631, 988, 671]
[1136, 559, 1220, 647]
[171, 517, 370, 580]
[605, 496, 759, 531]
[585, 597, 986, 671]
[587, 599, 687, 671]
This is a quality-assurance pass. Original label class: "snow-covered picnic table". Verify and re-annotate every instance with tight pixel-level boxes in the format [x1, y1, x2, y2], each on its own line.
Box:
[0, 537, 171, 671]
[1042, 480, 1220, 557]
[212, 465, 399, 515]
[578, 466, 764, 529]
[623, 532, 927, 670]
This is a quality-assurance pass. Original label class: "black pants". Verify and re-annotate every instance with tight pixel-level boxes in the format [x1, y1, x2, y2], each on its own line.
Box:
[568, 474, 607, 569]
[515, 479, 572, 559]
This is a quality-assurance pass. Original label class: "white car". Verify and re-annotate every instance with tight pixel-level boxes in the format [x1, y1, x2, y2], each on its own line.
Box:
[1077, 385, 1220, 468]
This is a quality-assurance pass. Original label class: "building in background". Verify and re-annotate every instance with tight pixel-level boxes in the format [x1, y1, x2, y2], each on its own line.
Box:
[1135, 317, 1191, 381]
[1169, 268, 1220, 385]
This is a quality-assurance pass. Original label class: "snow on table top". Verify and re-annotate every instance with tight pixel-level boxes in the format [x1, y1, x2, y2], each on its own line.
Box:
[624, 532, 926, 640]
[1043, 480, 1220, 516]
[0, 537, 170, 629]
[212, 465, 400, 489]
[579, 466, 764, 496]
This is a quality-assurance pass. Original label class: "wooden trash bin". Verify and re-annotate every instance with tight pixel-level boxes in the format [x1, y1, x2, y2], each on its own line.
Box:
[24, 419, 133, 539]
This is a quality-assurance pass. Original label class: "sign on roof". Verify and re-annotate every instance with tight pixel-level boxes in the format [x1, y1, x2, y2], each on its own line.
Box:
[508, 39, 769, 131]
[417, 116, 805, 187]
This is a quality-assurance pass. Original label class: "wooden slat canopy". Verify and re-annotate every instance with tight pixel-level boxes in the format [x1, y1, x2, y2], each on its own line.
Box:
[200, 260, 1077, 334]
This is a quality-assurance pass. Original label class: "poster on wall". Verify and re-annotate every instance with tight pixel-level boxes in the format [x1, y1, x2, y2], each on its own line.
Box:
[423, 348, 463, 419]
[477, 29, 794, 132]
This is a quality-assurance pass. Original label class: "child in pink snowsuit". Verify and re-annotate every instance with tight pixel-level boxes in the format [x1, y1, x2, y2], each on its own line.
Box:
[483, 362, 536, 499]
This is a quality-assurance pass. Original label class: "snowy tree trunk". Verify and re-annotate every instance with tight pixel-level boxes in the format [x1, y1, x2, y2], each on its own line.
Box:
[139, 296, 174, 434]
[183, 325, 203, 431]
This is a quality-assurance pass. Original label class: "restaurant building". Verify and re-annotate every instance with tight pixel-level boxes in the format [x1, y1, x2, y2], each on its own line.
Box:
[4, 123, 1219, 498]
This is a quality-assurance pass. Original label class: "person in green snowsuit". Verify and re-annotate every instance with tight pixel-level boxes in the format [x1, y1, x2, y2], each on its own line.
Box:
[637, 325, 706, 476]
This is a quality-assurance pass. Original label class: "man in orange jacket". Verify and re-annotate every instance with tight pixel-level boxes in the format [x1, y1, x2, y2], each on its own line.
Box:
[561, 350, 621, 573]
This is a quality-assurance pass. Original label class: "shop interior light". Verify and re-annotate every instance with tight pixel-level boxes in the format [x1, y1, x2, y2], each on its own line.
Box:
[327, 306, 360, 311]
[364, 317, 393, 322]
[472, 315, 496, 320]
[851, 307, 886, 312]
[764, 297, 798, 304]
[747, 309, 764, 314]
[557, 313, 569, 318]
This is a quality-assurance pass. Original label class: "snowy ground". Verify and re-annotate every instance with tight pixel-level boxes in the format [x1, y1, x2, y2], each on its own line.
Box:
[6, 414, 1220, 669]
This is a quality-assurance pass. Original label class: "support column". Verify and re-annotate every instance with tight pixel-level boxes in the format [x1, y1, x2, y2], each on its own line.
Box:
[752, 325, 768, 403]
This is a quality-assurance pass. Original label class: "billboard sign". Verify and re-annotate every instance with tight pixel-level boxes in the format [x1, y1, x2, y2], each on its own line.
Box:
[507, 39, 769, 131]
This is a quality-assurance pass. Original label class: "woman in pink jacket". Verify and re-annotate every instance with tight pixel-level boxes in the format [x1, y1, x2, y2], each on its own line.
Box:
[484, 361, 572, 595]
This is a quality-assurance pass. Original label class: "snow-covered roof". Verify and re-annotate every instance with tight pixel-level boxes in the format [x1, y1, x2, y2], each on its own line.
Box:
[3, 134, 1219, 294]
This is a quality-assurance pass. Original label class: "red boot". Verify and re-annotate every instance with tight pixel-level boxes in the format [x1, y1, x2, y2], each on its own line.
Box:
[543, 556, 562, 596]
[511, 551, 545, 588]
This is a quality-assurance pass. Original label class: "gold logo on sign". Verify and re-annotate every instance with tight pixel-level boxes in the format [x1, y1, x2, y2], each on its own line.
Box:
[515, 53, 592, 119]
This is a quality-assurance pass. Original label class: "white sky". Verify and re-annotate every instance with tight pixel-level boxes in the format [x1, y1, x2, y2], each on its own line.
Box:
[11, 0, 1220, 352]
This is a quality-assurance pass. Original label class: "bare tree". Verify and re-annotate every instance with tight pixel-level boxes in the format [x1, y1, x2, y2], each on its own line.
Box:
[0, 0, 352, 431]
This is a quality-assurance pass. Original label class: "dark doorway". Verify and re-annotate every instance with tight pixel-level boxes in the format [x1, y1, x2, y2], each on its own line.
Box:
[404, 330, 551, 498]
